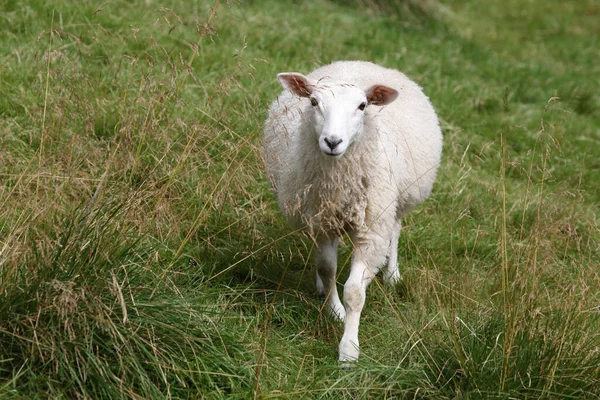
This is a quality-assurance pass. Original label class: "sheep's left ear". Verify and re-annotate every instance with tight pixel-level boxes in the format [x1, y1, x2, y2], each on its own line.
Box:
[366, 85, 398, 106]
[277, 73, 315, 98]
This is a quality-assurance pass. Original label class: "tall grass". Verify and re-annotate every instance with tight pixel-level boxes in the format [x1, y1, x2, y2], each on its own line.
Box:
[1, 0, 599, 398]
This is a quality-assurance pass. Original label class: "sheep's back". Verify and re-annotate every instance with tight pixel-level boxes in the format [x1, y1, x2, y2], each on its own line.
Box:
[264, 91, 301, 185]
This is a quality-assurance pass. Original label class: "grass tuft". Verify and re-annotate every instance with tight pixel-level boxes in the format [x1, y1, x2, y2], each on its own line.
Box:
[1, 199, 255, 398]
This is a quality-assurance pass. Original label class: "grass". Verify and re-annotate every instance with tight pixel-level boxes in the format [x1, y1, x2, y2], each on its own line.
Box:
[1, 0, 599, 398]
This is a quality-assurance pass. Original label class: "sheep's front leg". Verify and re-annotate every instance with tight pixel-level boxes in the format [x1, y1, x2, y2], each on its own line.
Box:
[315, 236, 345, 320]
[339, 258, 376, 364]
[383, 221, 401, 286]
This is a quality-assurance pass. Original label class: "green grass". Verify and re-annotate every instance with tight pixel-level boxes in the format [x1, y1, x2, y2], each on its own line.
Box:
[1, 0, 599, 398]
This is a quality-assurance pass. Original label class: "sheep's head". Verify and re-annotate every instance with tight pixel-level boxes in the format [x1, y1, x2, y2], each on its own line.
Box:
[277, 72, 398, 157]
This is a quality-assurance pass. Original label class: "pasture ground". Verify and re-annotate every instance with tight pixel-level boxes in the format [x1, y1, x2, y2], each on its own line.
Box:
[1, 0, 599, 398]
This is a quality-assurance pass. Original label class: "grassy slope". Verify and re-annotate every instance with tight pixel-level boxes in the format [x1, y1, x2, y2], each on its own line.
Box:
[0, 0, 599, 398]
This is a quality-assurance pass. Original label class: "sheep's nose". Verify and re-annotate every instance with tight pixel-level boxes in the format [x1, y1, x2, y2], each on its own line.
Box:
[324, 137, 342, 150]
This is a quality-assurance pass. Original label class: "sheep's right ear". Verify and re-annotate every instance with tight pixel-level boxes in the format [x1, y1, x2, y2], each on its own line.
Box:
[277, 73, 314, 98]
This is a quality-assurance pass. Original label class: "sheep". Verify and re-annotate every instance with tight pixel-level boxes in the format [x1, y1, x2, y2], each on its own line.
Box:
[263, 61, 443, 363]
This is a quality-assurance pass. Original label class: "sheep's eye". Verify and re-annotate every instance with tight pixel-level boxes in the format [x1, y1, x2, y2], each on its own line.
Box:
[310, 98, 318, 107]
[358, 102, 367, 111]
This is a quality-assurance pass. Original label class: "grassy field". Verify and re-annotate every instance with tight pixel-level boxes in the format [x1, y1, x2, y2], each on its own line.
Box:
[1, 0, 599, 398]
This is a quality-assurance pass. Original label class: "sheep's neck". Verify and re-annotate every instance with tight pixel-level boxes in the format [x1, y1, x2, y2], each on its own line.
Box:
[299, 139, 373, 236]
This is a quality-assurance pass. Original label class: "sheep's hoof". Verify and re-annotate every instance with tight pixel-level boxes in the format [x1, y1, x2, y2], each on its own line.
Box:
[339, 360, 356, 371]
[383, 270, 402, 286]
[328, 303, 346, 322]
[339, 338, 360, 368]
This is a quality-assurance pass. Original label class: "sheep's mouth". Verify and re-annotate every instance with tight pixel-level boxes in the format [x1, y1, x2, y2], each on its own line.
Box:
[323, 150, 344, 158]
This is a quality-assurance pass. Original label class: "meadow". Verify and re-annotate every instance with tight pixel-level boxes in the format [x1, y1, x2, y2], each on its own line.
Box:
[1, 0, 599, 398]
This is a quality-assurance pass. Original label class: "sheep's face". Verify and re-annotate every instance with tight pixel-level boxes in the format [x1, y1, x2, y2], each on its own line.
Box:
[277, 72, 399, 158]
[309, 85, 367, 157]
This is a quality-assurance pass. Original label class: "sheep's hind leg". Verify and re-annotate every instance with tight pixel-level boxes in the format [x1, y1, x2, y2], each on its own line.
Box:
[383, 221, 401, 286]
[315, 236, 345, 321]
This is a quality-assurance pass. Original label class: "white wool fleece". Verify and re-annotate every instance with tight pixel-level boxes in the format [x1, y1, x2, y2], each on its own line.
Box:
[263, 60, 443, 363]
[265, 61, 442, 237]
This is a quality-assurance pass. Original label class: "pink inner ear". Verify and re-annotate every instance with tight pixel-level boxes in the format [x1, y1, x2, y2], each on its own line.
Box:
[366, 85, 399, 106]
[278, 73, 312, 97]
[291, 78, 311, 97]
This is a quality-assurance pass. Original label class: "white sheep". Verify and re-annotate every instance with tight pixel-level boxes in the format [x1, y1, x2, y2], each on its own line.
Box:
[263, 61, 443, 363]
